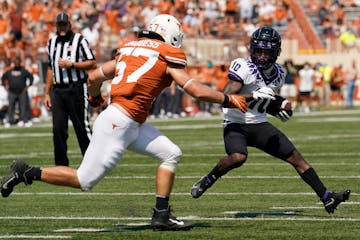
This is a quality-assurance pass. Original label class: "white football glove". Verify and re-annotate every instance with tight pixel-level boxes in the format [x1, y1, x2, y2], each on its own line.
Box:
[252, 87, 275, 100]
[276, 109, 293, 122]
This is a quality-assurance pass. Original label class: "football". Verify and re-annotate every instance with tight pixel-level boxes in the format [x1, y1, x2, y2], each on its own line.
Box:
[266, 95, 293, 118]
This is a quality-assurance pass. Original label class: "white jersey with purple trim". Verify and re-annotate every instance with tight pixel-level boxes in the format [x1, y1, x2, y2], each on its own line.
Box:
[223, 58, 286, 124]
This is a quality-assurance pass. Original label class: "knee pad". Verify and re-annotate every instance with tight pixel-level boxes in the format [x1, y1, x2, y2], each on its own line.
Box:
[159, 145, 182, 172]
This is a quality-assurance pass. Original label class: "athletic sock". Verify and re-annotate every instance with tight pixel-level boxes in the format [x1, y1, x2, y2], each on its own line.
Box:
[24, 167, 42, 181]
[155, 195, 169, 210]
[207, 164, 223, 184]
[300, 167, 326, 199]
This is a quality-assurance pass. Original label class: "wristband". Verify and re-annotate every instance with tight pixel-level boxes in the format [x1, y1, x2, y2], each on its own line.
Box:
[182, 78, 195, 90]
[99, 66, 106, 78]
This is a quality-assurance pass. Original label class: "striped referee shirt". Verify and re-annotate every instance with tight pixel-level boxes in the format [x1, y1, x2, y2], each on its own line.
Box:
[47, 32, 95, 86]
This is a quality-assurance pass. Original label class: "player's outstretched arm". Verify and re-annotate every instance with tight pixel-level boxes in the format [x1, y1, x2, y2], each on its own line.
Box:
[169, 67, 247, 112]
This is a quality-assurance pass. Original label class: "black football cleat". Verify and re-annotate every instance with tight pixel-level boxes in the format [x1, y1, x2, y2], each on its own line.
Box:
[1, 160, 33, 198]
[323, 189, 351, 213]
[191, 175, 214, 198]
[151, 207, 194, 231]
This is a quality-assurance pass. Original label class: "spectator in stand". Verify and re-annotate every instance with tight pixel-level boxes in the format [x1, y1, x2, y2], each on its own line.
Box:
[312, 63, 325, 110]
[239, 0, 254, 21]
[5, 33, 26, 65]
[352, 18, 360, 37]
[141, 3, 159, 26]
[0, 14, 8, 46]
[225, 0, 238, 22]
[166, 82, 186, 119]
[0, 1, 10, 19]
[258, 0, 275, 26]
[81, 20, 100, 55]
[9, 5, 23, 42]
[344, 60, 357, 108]
[214, 63, 229, 114]
[79, 0, 98, 26]
[156, 0, 174, 15]
[251, 3, 260, 23]
[215, 63, 229, 92]
[317, 2, 330, 26]
[104, 4, 125, 36]
[241, 18, 258, 39]
[183, 8, 205, 38]
[185, 66, 205, 115]
[330, 64, 345, 110]
[280, 59, 298, 109]
[174, 0, 187, 16]
[273, 2, 288, 27]
[27, 0, 45, 32]
[203, 0, 221, 20]
[39, 1, 57, 32]
[298, 62, 315, 113]
[318, 63, 333, 110]
[149, 87, 171, 119]
[187, 0, 199, 10]
[331, 2, 345, 26]
[339, 27, 359, 52]
[2, 57, 33, 128]
[183, 8, 198, 37]
[197, 60, 217, 116]
[322, 15, 334, 37]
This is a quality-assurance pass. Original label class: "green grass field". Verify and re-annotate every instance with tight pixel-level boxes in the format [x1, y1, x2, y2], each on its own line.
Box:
[0, 110, 360, 240]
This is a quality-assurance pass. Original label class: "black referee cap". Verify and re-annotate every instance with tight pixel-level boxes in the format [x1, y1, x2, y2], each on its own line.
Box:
[56, 12, 70, 24]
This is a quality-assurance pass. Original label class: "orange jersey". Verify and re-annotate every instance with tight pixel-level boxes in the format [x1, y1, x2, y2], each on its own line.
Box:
[110, 38, 186, 123]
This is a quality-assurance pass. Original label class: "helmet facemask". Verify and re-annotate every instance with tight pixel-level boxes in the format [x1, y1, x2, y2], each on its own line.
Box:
[250, 27, 281, 70]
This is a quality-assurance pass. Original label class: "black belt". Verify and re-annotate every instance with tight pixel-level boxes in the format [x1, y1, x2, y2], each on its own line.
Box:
[53, 81, 85, 89]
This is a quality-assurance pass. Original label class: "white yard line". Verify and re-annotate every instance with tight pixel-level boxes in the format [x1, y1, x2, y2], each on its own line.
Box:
[0, 215, 359, 222]
[10, 192, 360, 196]
[0, 235, 71, 239]
[1, 151, 360, 161]
[103, 175, 360, 179]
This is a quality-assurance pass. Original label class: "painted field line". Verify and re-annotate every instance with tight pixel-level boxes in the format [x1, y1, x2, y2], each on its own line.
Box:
[0, 174, 356, 179]
[104, 175, 360, 179]
[2, 159, 360, 167]
[54, 223, 150, 233]
[0, 215, 360, 222]
[0, 235, 70, 239]
[1, 150, 360, 161]
[54, 228, 108, 232]
[271, 202, 360, 210]
[11, 192, 360, 196]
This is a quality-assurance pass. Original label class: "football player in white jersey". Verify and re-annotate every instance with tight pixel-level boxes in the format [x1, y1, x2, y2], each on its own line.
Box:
[191, 26, 350, 214]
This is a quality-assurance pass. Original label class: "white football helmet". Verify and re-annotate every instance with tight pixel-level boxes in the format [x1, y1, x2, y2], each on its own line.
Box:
[147, 14, 184, 48]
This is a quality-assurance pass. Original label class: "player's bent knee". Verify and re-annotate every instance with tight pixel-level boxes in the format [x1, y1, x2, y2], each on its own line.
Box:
[159, 145, 182, 172]
[77, 168, 106, 191]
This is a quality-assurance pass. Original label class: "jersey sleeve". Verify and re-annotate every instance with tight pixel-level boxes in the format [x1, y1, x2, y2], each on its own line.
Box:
[228, 58, 248, 84]
[162, 44, 187, 68]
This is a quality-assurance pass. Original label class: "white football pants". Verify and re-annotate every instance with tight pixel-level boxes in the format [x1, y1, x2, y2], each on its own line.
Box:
[77, 104, 182, 190]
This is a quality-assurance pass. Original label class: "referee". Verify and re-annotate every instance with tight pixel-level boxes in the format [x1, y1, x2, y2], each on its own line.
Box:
[44, 12, 96, 166]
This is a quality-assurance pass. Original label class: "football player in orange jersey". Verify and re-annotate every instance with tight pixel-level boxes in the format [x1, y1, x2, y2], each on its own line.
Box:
[1, 14, 247, 231]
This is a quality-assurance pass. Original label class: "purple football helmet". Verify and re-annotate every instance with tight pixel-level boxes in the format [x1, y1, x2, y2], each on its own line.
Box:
[250, 26, 281, 70]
